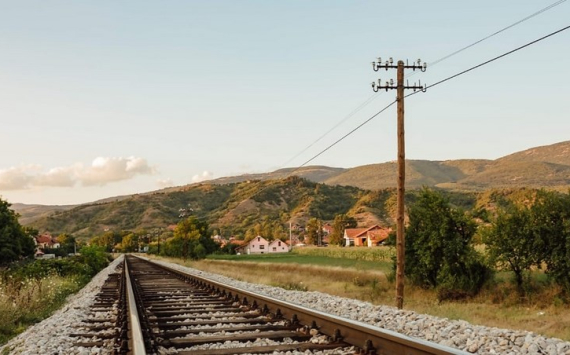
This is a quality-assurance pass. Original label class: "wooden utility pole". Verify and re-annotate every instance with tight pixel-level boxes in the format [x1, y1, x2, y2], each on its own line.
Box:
[371, 57, 426, 309]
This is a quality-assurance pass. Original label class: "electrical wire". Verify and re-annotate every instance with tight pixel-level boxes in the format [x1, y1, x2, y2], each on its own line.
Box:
[406, 24, 570, 99]
[281, 0, 567, 169]
[278, 92, 382, 168]
[247, 24, 570, 200]
[415, 0, 567, 72]
[293, 100, 397, 172]
[297, 24, 570, 173]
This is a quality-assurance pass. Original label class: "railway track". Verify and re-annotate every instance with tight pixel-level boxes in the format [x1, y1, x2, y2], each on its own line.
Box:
[78, 255, 467, 354]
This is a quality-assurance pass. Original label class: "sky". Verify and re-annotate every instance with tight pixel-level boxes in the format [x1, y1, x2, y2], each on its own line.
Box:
[1, 1, 569, 205]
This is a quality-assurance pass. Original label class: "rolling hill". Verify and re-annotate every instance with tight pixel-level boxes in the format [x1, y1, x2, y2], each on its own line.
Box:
[12, 140, 570, 237]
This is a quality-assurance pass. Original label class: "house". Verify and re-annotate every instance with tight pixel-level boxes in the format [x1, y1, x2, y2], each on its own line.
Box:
[344, 225, 392, 247]
[35, 233, 60, 249]
[236, 235, 269, 254]
[236, 236, 290, 254]
[268, 239, 290, 253]
[322, 223, 333, 236]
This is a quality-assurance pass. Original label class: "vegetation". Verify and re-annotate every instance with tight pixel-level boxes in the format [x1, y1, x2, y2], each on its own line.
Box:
[159, 216, 219, 260]
[292, 245, 394, 262]
[403, 188, 491, 300]
[0, 199, 35, 266]
[329, 214, 356, 246]
[0, 245, 111, 345]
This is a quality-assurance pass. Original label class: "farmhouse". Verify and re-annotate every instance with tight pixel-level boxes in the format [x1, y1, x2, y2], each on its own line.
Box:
[344, 225, 392, 247]
[236, 236, 290, 254]
[35, 233, 60, 249]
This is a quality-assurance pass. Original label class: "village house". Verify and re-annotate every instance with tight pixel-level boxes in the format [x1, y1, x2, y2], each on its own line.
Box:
[322, 223, 333, 236]
[268, 239, 289, 253]
[35, 233, 60, 250]
[236, 236, 290, 254]
[344, 225, 392, 247]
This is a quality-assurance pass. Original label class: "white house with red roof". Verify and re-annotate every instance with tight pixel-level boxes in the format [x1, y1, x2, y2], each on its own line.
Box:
[344, 225, 392, 247]
[35, 233, 60, 249]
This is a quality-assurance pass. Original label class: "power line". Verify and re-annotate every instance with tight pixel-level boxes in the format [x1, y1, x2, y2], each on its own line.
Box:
[296, 24, 570, 172]
[420, 0, 567, 70]
[295, 100, 397, 170]
[278, 92, 382, 168]
[407, 23, 570, 99]
[281, 0, 566, 169]
[248, 24, 570, 202]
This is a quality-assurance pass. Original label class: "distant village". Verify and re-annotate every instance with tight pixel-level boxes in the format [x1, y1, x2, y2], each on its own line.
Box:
[33, 223, 392, 258]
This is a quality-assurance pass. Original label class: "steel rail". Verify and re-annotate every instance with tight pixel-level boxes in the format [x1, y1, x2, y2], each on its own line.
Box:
[124, 257, 147, 354]
[138, 256, 469, 355]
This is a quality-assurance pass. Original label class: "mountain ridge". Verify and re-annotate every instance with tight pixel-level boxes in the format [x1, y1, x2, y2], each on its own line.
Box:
[11, 140, 570, 230]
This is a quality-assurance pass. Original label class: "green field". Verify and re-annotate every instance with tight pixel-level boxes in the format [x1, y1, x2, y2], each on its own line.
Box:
[207, 251, 393, 274]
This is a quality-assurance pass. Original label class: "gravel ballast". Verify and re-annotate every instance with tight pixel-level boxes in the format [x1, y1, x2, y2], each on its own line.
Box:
[2, 255, 570, 354]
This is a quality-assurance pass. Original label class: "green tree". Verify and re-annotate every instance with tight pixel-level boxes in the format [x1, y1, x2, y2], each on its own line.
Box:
[119, 233, 140, 252]
[0, 199, 35, 265]
[172, 216, 218, 260]
[56, 233, 77, 254]
[305, 218, 322, 245]
[330, 214, 357, 246]
[531, 190, 570, 294]
[484, 205, 539, 294]
[404, 188, 490, 299]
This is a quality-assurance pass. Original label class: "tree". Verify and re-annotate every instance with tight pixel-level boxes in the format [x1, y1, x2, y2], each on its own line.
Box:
[172, 216, 218, 260]
[305, 218, 322, 245]
[330, 214, 357, 246]
[404, 188, 490, 299]
[119, 233, 139, 252]
[484, 205, 538, 294]
[531, 190, 570, 294]
[0, 198, 35, 265]
[57, 233, 77, 254]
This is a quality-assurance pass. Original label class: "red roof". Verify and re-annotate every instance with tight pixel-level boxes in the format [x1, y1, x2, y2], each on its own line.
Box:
[344, 228, 369, 239]
[36, 234, 54, 244]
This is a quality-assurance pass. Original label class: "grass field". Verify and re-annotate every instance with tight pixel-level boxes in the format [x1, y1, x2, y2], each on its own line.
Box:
[151, 247, 570, 342]
[207, 252, 393, 274]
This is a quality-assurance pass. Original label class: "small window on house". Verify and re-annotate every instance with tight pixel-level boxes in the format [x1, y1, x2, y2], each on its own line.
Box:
[257, 237, 260, 242]
[278, 241, 281, 246]
[259, 245, 265, 249]
[273, 247, 276, 251]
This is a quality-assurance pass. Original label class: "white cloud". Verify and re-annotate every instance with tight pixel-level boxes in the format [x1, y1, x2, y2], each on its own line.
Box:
[192, 171, 214, 183]
[79, 157, 155, 186]
[157, 178, 174, 188]
[0, 157, 155, 190]
[35, 166, 78, 187]
[0, 166, 36, 190]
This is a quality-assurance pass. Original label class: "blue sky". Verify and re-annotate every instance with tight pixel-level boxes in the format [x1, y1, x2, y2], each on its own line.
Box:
[1, 1, 569, 205]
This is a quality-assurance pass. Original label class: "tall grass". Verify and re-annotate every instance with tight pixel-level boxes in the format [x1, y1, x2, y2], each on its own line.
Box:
[292, 246, 395, 262]
[0, 272, 85, 345]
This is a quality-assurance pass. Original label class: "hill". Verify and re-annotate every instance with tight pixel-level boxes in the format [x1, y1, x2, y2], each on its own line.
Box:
[27, 177, 394, 239]
[13, 140, 570, 236]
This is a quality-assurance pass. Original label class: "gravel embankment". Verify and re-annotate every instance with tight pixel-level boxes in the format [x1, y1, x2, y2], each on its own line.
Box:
[0, 255, 124, 355]
[2, 255, 570, 354]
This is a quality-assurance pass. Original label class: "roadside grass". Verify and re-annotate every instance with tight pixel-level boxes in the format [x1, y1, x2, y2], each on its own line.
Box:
[149, 251, 570, 342]
[0, 274, 85, 345]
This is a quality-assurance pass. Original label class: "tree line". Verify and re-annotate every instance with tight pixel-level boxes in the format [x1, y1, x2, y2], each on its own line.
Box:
[403, 187, 570, 300]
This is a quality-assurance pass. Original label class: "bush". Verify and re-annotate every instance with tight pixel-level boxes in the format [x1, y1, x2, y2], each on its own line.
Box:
[76, 245, 112, 276]
[403, 187, 491, 299]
